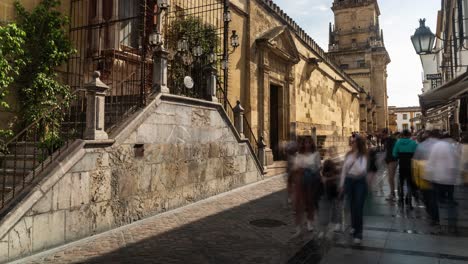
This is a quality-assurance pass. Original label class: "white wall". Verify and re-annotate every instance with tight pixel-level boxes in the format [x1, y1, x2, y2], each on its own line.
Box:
[395, 111, 422, 132]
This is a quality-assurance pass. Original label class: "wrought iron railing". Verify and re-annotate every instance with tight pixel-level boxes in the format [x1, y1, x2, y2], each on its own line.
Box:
[0, 89, 87, 209]
[68, 0, 152, 131]
[163, 0, 226, 99]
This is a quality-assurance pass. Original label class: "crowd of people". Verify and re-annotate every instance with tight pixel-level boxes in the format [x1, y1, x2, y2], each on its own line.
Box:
[285, 128, 467, 245]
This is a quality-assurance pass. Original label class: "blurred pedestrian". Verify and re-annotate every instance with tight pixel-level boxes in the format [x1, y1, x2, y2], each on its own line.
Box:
[426, 134, 461, 233]
[393, 129, 418, 209]
[285, 139, 298, 205]
[292, 136, 321, 237]
[413, 130, 439, 221]
[461, 135, 468, 186]
[319, 146, 342, 237]
[383, 129, 398, 201]
[339, 136, 369, 245]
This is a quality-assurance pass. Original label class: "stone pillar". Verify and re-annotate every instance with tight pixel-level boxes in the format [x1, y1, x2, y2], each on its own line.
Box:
[85, 71, 110, 140]
[205, 65, 218, 102]
[233, 101, 245, 138]
[153, 47, 170, 94]
[258, 136, 267, 170]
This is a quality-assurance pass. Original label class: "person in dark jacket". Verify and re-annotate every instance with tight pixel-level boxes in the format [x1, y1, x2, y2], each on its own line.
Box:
[393, 129, 418, 208]
[383, 129, 398, 201]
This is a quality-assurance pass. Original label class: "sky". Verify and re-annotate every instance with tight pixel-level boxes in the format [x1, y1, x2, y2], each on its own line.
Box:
[273, 0, 440, 107]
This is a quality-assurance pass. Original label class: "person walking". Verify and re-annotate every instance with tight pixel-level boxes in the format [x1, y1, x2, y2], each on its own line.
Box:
[414, 130, 439, 223]
[426, 134, 461, 233]
[392, 129, 418, 208]
[319, 147, 342, 237]
[339, 136, 369, 244]
[292, 137, 321, 237]
[383, 129, 398, 201]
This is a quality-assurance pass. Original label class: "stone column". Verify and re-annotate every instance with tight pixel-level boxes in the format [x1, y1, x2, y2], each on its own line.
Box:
[233, 101, 245, 138]
[205, 65, 218, 102]
[85, 71, 110, 140]
[153, 47, 170, 94]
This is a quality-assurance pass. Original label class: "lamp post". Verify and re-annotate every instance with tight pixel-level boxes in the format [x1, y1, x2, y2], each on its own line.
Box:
[411, 18, 436, 55]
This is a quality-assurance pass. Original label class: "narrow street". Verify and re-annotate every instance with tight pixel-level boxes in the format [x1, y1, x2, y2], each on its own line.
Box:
[11, 164, 468, 264]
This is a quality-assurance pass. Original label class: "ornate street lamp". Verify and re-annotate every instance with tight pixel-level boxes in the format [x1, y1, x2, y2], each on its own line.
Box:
[230, 30, 240, 49]
[411, 18, 435, 55]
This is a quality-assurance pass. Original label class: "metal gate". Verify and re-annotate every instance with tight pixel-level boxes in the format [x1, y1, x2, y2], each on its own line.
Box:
[68, 0, 156, 131]
[163, 0, 227, 100]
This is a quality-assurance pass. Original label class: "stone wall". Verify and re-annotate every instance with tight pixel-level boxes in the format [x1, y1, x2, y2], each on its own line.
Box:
[0, 95, 263, 263]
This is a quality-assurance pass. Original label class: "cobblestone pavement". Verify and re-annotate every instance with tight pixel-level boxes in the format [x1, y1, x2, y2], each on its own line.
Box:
[13, 175, 318, 264]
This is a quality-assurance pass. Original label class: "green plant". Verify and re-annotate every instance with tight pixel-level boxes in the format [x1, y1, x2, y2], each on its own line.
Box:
[0, 23, 25, 110]
[13, 0, 75, 143]
[165, 16, 219, 97]
[0, 23, 26, 147]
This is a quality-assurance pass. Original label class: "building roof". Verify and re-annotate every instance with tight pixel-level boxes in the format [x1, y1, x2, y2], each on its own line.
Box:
[332, 0, 381, 16]
[388, 106, 421, 112]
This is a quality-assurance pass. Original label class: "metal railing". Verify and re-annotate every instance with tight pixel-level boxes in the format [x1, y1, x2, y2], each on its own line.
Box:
[216, 81, 261, 171]
[0, 89, 87, 209]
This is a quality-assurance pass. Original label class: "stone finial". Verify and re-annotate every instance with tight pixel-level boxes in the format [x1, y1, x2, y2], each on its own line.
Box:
[233, 100, 244, 113]
[85, 71, 109, 93]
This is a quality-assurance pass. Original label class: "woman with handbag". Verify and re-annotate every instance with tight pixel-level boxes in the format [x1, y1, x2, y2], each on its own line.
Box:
[292, 136, 321, 238]
[339, 136, 369, 245]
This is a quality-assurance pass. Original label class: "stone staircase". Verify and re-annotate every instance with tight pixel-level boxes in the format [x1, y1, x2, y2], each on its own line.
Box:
[265, 161, 288, 177]
[0, 142, 40, 200]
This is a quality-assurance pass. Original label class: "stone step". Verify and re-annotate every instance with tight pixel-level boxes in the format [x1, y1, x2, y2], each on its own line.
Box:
[266, 161, 288, 178]
[0, 185, 13, 196]
[7, 142, 39, 156]
[1, 154, 38, 170]
[0, 169, 33, 186]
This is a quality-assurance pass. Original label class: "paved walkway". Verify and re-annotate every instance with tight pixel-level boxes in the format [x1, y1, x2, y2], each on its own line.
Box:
[11, 164, 468, 264]
[13, 175, 315, 264]
[319, 170, 468, 264]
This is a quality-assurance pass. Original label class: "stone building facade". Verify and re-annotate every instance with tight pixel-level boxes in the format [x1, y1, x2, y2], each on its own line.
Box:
[328, 0, 390, 133]
[388, 106, 422, 132]
[0, 0, 362, 163]
[229, 0, 361, 163]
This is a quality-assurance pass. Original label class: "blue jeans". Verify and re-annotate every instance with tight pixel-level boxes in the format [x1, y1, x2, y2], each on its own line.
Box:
[345, 176, 368, 239]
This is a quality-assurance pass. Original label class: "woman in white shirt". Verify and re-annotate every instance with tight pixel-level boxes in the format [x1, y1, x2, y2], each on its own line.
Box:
[339, 136, 368, 245]
[292, 137, 321, 237]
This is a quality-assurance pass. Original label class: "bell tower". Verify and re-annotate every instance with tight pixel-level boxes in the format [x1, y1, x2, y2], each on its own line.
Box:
[328, 0, 390, 133]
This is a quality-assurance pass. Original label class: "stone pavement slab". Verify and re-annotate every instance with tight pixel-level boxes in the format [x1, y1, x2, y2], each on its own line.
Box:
[10, 175, 316, 264]
[318, 164, 468, 264]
